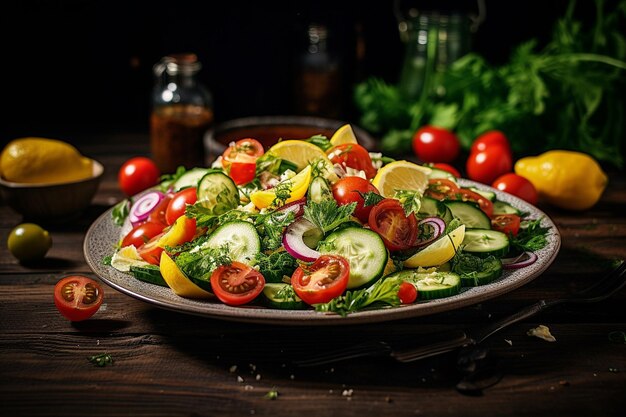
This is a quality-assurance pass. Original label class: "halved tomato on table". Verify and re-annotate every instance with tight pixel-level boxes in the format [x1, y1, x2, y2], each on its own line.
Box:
[291, 255, 350, 305]
[210, 261, 265, 306]
[368, 198, 418, 251]
[53, 276, 104, 321]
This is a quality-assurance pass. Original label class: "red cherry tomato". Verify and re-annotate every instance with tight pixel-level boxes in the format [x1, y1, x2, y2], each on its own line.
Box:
[221, 138, 264, 185]
[291, 255, 350, 305]
[398, 282, 418, 304]
[424, 178, 461, 200]
[456, 188, 494, 217]
[137, 232, 165, 265]
[327, 143, 377, 179]
[121, 222, 165, 248]
[492, 173, 539, 205]
[331, 176, 380, 223]
[118, 157, 161, 196]
[491, 214, 522, 236]
[53, 276, 104, 321]
[466, 145, 513, 185]
[137, 216, 197, 265]
[471, 130, 512, 159]
[210, 261, 265, 306]
[147, 194, 173, 225]
[412, 126, 460, 163]
[430, 163, 461, 178]
[165, 187, 198, 225]
[368, 198, 418, 251]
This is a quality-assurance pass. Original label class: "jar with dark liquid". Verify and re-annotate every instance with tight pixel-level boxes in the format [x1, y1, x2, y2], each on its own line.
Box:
[150, 54, 213, 173]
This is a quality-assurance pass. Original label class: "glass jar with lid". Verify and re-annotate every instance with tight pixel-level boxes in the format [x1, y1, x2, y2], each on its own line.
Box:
[150, 53, 213, 173]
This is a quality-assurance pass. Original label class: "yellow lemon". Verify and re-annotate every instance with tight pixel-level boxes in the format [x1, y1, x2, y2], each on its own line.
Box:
[404, 225, 465, 268]
[371, 160, 431, 198]
[1, 137, 93, 184]
[266, 140, 338, 182]
[330, 124, 358, 146]
[250, 165, 312, 209]
[159, 253, 214, 299]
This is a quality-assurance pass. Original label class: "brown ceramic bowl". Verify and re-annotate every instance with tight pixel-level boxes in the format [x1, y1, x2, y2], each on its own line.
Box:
[205, 115, 377, 160]
[0, 159, 104, 222]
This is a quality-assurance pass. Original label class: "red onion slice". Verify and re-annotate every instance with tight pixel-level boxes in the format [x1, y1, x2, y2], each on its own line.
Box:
[277, 197, 307, 218]
[283, 217, 323, 262]
[502, 251, 538, 269]
[415, 217, 446, 247]
[129, 191, 166, 226]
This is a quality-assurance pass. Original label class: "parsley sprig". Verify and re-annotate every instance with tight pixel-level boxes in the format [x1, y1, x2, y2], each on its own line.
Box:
[315, 277, 401, 316]
[303, 200, 356, 233]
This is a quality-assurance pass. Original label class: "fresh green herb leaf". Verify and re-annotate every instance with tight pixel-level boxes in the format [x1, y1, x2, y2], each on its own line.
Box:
[361, 191, 385, 207]
[510, 218, 551, 252]
[264, 389, 279, 400]
[305, 134, 332, 151]
[175, 243, 232, 281]
[255, 210, 295, 251]
[254, 251, 299, 283]
[272, 180, 293, 207]
[303, 200, 356, 233]
[315, 277, 401, 316]
[256, 153, 298, 177]
[102, 256, 112, 266]
[186, 205, 252, 229]
[159, 166, 187, 191]
[89, 353, 113, 367]
[111, 199, 131, 227]
[393, 189, 423, 216]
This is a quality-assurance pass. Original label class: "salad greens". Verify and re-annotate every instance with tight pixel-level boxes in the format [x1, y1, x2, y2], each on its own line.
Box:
[355, 0, 626, 167]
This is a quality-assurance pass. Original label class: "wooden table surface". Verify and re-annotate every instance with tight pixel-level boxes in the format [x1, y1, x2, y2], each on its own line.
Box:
[1, 133, 625, 417]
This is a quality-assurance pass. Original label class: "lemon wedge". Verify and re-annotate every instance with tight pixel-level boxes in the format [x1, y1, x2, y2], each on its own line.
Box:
[404, 225, 465, 268]
[371, 160, 432, 198]
[330, 124, 358, 146]
[266, 140, 338, 182]
[250, 165, 312, 209]
[160, 253, 214, 299]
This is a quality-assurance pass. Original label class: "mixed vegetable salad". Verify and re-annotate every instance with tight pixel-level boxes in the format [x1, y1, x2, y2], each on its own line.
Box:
[107, 125, 551, 316]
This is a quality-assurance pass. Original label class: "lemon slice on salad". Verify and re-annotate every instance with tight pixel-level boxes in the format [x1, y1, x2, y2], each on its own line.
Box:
[250, 165, 312, 209]
[372, 160, 431, 198]
[160, 253, 214, 299]
[330, 124, 358, 146]
[404, 225, 465, 268]
[266, 140, 338, 182]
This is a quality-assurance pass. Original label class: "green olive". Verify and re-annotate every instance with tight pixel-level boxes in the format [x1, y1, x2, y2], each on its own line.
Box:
[7, 223, 52, 262]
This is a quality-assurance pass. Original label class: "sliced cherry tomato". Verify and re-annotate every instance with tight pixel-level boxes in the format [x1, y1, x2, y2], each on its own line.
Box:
[165, 187, 197, 225]
[430, 163, 461, 178]
[466, 144, 513, 185]
[424, 178, 460, 200]
[147, 194, 173, 225]
[53, 276, 104, 321]
[398, 282, 418, 304]
[470, 130, 512, 158]
[210, 261, 265, 306]
[118, 157, 160, 197]
[228, 160, 257, 185]
[491, 214, 521, 236]
[222, 138, 264, 166]
[327, 143, 377, 179]
[137, 232, 165, 265]
[412, 126, 460, 163]
[457, 188, 494, 217]
[291, 255, 350, 305]
[121, 222, 165, 248]
[492, 173, 539, 205]
[368, 198, 418, 251]
[331, 176, 380, 223]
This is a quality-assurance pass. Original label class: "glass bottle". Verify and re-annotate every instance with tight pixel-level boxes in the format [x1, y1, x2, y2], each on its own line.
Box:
[150, 53, 213, 174]
[294, 24, 341, 118]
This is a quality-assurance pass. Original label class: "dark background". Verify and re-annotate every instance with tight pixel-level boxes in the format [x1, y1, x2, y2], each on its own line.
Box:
[1, 0, 599, 142]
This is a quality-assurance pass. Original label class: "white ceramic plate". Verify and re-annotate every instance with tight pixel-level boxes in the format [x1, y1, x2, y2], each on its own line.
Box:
[84, 179, 561, 326]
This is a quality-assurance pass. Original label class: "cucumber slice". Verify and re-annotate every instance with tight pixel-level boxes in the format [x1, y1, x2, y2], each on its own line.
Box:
[173, 168, 210, 191]
[129, 265, 168, 287]
[468, 187, 496, 202]
[307, 176, 333, 203]
[419, 196, 453, 224]
[319, 226, 387, 289]
[462, 228, 510, 258]
[492, 200, 522, 215]
[197, 171, 239, 214]
[262, 283, 305, 310]
[453, 254, 503, 287]
[386, 269, 461, 300]
[203, 221, 261, 264]
[428, 167, 458, 182]
[445, 201, 491, 229]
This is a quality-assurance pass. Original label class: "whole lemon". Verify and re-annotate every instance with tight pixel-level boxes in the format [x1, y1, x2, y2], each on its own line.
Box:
[0, 138, 92, 184]
[514, 150, 608, 211]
